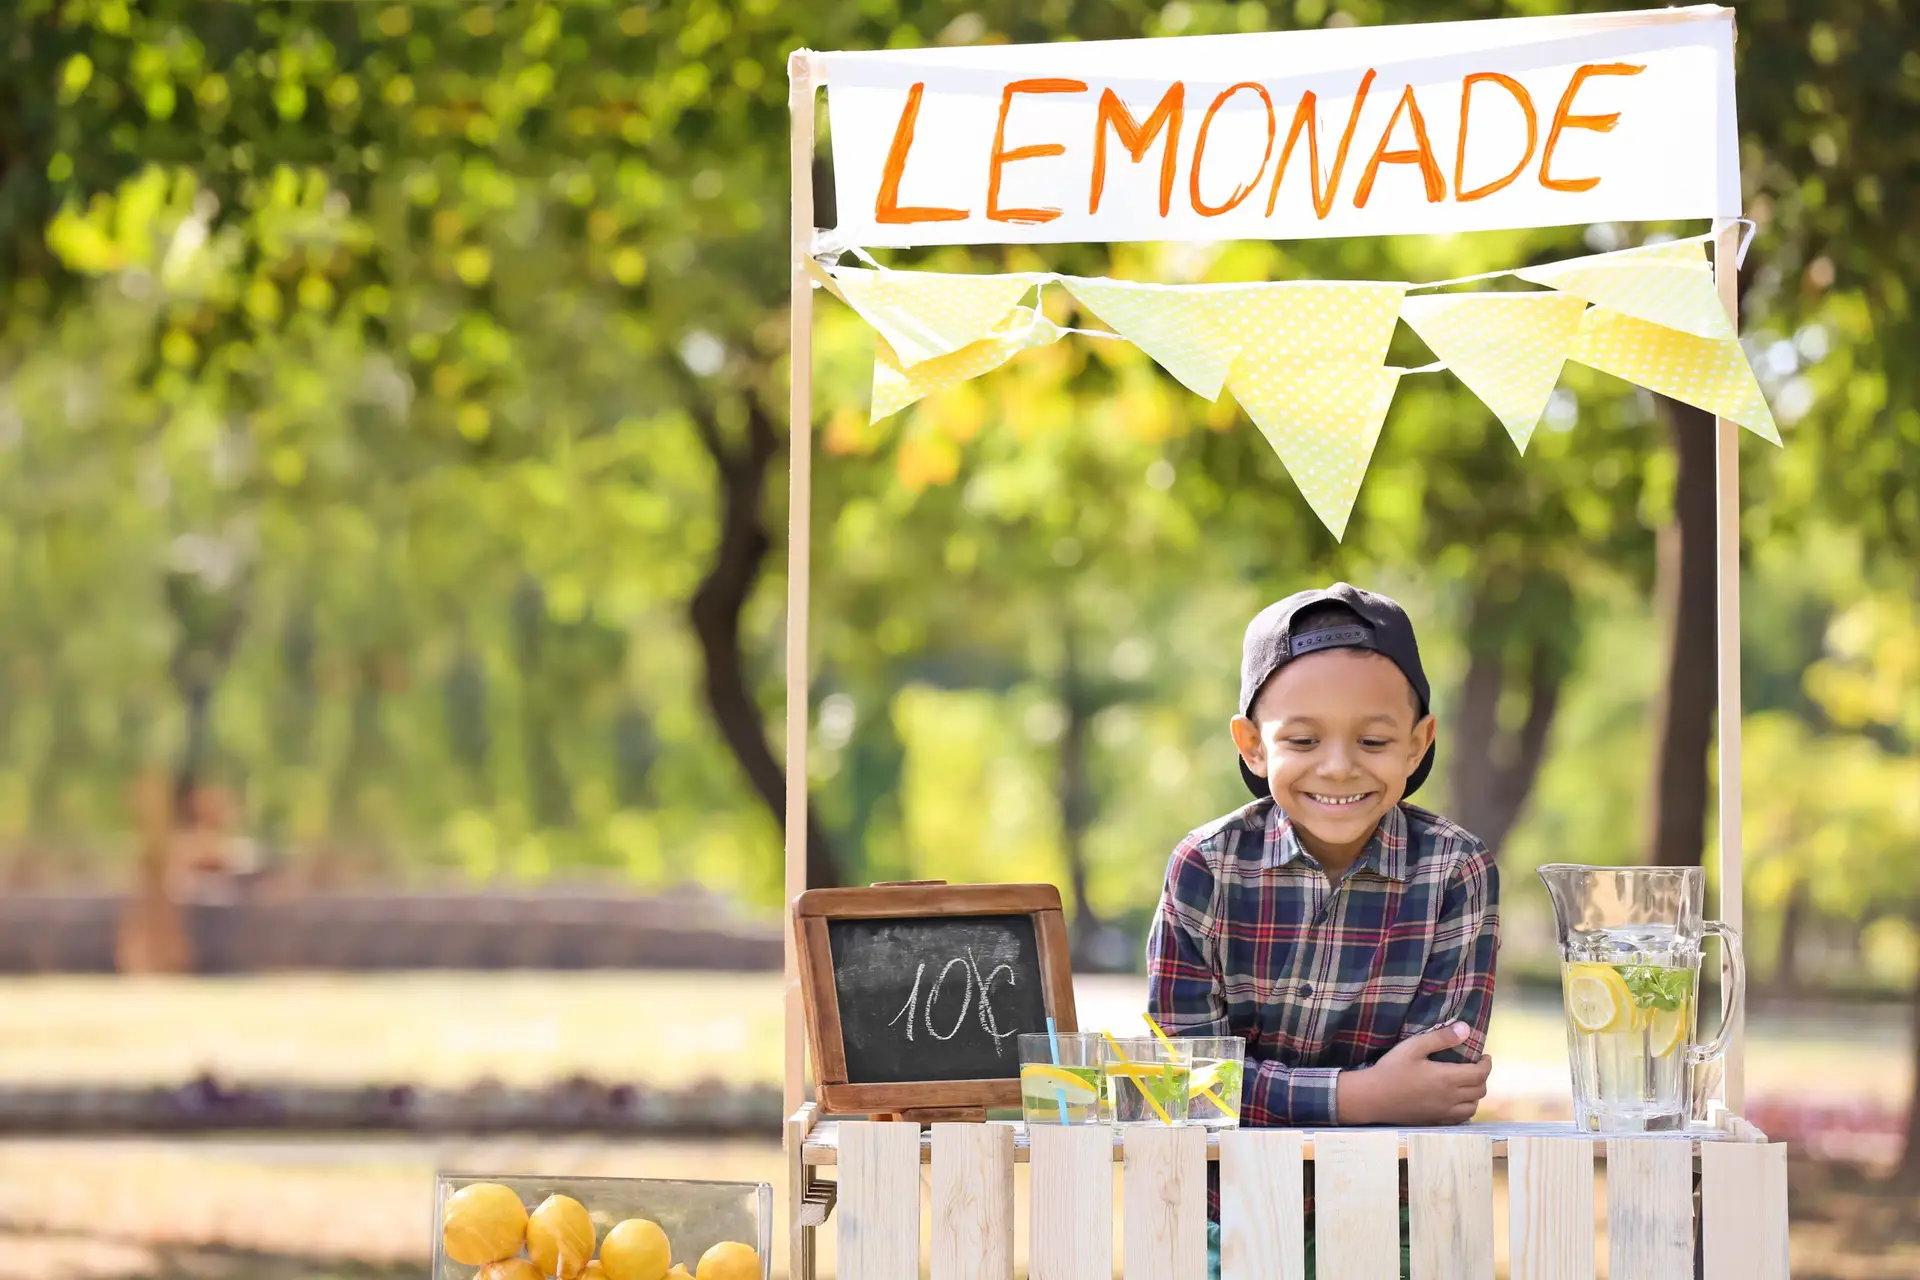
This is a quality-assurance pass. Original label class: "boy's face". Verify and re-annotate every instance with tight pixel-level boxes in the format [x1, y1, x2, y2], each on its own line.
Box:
[1230, 649, 1436, 856]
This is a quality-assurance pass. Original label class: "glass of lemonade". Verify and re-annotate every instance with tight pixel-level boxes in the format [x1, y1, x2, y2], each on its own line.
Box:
[1104, 1037, 1191, 1125]
[1181, 1037, 1246, 1129]
[1017, 1032, 1106, 1125]
[1561, 945, 1697, 1132]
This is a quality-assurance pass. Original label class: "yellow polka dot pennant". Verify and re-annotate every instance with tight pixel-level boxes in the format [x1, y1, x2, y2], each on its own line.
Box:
[1227, 360, 1405, 541]
[1220, 281, 1408, 369]
[870, 306, 1064, 423]
[830, 266, 1040, 368]
[1567, 307, 1781, 444]
[1400, 292, 1589, 454]
[1061, 277, 1243, 401]
[1515, 239, 1735, 342]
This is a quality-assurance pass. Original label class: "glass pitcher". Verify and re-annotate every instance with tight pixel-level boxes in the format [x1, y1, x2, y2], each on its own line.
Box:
[1537, 864, 1744, 1132]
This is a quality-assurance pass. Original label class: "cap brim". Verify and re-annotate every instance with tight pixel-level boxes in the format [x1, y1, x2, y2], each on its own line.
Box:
[1237, 742, 1437, 802]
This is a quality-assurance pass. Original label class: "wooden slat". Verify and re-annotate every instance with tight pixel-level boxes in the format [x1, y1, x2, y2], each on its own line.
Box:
[1507, 1137, 1595, 1280]
[1219, 1129, 1305, 1280]
[1123, 1126, 1207, 1280]
[786, 1105, 818, 1280]
[1700, 1142, 1788, 1280]
[837, 1121, 921, 1280]
[1315, 1130, 1400, 1280]
[1408, 1133, 1493, 1280]
[1607, 1138, 1694, 1280]
[1029, 1125, 1112, 1280]
[932, 1123, 1014, 1280]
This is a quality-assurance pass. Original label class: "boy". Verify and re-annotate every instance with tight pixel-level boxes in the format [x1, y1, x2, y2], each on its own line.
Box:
[1147, 583, 1499, 1279]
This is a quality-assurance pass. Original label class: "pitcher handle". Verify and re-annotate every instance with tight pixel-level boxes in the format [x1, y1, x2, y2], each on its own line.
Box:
[1686, 919, 1745, 1068]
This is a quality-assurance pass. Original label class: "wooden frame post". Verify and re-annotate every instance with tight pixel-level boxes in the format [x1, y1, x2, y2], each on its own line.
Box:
[785, 49, 821, 1125]
[1712, 219, 1744, 1112]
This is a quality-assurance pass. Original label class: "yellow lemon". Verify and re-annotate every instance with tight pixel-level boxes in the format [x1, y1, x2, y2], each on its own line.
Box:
[481, 1261, 545, 1280]
[665, 1267, 693, 1280]
[695, 1242, 759, 1280]
[527, 1195, 596, 1279]
[1564, 963, 1632, 1034]
[1646, 1001, 1689, 1059]
[583, 1263, 609, 1280]
[599, 1219, 671, 1280]
[1019, 1064, 1099, 1105]
[442, 1182, 529, 1266]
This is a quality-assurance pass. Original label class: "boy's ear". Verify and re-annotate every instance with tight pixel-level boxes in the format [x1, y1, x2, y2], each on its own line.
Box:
[1230, 715, 1264, 771]
[1411, 712, 1437, 762]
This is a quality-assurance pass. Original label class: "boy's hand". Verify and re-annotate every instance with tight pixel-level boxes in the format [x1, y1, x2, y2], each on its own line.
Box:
[1335, 1022, 1492, 1125]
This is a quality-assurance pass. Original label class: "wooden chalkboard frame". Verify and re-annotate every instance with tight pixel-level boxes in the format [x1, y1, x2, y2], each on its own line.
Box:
[792, 881, 1077, 1117]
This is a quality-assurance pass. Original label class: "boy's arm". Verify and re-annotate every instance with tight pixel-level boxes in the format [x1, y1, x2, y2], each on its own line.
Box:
[1146, 838, 1344, 1126]
[1403, 841, 1501, 1064]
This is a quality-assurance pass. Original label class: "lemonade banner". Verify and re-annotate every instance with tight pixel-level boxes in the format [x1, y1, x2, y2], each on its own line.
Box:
[830, 234, 1777, 536]
[818, 7, 1739, 247]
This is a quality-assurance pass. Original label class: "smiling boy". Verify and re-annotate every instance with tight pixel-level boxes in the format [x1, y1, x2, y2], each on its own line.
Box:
[1147, 583, 1499, 1275]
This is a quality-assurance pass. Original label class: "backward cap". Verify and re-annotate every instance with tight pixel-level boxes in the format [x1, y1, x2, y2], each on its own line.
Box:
[1236, 582, 1435, 799]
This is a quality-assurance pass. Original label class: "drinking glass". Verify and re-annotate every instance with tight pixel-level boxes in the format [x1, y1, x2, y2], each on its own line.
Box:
[1104, 1037, 1191, 1125]
[1182, 1037, 1246, 1129]
[1017, 1031, 1105, 1125]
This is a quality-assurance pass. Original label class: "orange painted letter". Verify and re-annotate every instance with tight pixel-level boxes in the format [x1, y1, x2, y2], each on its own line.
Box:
[1189, 82, 1277, 217]
[1090, 84, 1185, 216]
[875, 82, 968, 224]
[1455, 72, 1537, 202]
[987, 77, 1088, 224]
[1265, 69, 1377, 219]
[1354, 83, 1445, 208]
[1539, 62, 1645, 193]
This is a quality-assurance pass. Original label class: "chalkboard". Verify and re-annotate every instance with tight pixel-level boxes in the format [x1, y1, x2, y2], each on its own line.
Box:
[792, 882, 1077, 1117]
[828, 914, 1048, 1085]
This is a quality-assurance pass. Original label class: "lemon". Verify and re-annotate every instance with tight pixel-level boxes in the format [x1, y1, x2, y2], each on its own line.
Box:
[528, 1194, 596, 1279]
[695, 1241, 759, 1280]
[442, 1182, 529, 1266]
[481, 1260, 546, 1280]
[584, 1264, 609, 1280]
[1564, 963, 1632, 1034]
[1645, 1001, 1689, 1058]
[665, 1267, 693, 1280]
[599, 1219, 672, 1280]
[1019, 1064, 1098, 1104]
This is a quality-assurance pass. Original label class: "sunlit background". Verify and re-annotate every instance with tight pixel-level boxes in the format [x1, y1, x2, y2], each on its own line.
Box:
[0, 2, 1913, 1278]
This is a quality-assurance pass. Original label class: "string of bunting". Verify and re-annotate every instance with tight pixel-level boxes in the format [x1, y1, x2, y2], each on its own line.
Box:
[808, 234, 1780, 541]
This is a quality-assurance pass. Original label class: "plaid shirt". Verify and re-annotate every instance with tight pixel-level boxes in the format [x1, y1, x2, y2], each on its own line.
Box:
[1147, 797, 1499, 1216]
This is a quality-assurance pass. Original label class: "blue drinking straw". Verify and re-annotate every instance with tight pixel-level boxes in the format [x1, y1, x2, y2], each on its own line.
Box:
[1045, 1016, 1071, 1125]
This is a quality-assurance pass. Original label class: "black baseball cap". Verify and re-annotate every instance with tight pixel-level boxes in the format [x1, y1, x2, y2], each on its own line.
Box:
[1236, 583, 1435, 800]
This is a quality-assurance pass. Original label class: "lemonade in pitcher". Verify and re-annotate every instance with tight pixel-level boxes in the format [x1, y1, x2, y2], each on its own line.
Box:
[1561, 943, 1696, 1129]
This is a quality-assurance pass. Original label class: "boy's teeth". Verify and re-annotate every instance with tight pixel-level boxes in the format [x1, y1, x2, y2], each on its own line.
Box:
[1308, 793, 1367, 806]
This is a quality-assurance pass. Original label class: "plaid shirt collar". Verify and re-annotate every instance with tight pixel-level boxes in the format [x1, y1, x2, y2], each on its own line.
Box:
[1263, 798, 1412, 882]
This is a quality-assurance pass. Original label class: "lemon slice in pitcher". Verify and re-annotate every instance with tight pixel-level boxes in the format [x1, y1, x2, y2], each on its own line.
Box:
[1021, 1063, 1098, 1104]
[1645, 1002, 1689, 1058]
[1565, 963, 1632, 1034]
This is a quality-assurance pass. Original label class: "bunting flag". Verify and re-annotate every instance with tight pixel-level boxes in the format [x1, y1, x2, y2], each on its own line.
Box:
[830, 266, 1039, 367]
[1400, 292, 1589, 453]
[870, 306, 1063, 422]
[1515, 240, 1735, 342]
[1062, 278, 1242, 401]
[1568, 307, 1781, 444]
[1221, 281, 1409, 370]
[1228, 359, 1405, 540]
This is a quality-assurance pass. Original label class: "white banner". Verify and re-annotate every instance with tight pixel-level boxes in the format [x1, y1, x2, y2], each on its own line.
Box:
[819, 6, 1739, 247]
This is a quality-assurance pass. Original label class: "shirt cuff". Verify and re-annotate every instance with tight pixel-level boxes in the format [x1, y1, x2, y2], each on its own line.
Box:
[1248, 1062, 1343, 1127]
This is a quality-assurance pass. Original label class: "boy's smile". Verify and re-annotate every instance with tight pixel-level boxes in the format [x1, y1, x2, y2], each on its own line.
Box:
[1231, 649, 1436, 874]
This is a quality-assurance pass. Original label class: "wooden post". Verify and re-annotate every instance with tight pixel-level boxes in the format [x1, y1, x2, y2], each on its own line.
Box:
[785, 49, 820, 1125]
[1712, 218, 1744, 1112]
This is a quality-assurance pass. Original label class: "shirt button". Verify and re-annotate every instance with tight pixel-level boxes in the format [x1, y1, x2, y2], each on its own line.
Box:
[1299, 983, 1314, 998]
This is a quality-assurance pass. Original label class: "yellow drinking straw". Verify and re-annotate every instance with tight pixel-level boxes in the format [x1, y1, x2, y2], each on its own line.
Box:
[1142, 1013, 1229, 1114]
[1101, 1030, 1174, 1126]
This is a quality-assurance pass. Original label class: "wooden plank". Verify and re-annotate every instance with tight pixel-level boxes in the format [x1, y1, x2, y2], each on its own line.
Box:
[1315, 1130, 1400, 1280]
[1607, 1138, 1694, 1279]
[1701, 1142, 1788, 1280]
[837, 1122, 921, 1280]
[782, 45, 818, 1129]
[1407, 1133, 1493, 1280]
[1029, 1124, 1112, 1280]
[793, 882, 1067, 918]
[1710, 214, 1746, 1111]
[786, 1105, 818, 1280]
[932, 1123, 1014, 1280]
[1219, 1129, 1305, 1280]
[1507, 1137, 1595, 1280]
[1123, 1127, 1207, 1280]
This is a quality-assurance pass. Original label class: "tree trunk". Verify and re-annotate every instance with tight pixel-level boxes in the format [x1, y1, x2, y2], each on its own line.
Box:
[1057, 624, 1103, 965]
[1646, 397, 1720, 867]
[687, 394, 842, 890]
[1448, 583, 1568, 857]
[1772, 875, 1810, 996]
[1895, 911, 1920, 1188]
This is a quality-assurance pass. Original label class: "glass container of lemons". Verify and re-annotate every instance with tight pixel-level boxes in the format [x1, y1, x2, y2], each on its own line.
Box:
[436, 1174, 770, 1280]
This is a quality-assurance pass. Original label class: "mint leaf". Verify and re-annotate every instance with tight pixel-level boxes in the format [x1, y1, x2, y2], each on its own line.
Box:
[1615, 964, 1691, 1012]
